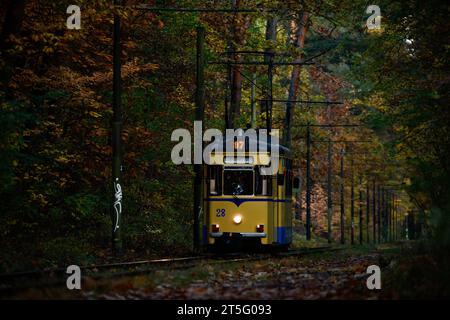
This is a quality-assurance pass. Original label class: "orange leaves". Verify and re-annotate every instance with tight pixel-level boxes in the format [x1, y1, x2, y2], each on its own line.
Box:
[41, 120, 63, 138]
[120, 125, 157, 177]
[42, 61, 159, 94]
[90, 127, 108, 138]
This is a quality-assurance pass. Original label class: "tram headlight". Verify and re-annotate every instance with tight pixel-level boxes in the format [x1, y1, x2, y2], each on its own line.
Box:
[233, 214, 242, 224]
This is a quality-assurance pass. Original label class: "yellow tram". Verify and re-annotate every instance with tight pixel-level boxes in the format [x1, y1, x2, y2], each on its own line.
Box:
[202, 133, 298, 250]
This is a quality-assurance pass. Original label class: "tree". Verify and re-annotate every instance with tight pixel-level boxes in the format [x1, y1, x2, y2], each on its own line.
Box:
[0, 0, 27, 86]
[284, 11, 309, 146]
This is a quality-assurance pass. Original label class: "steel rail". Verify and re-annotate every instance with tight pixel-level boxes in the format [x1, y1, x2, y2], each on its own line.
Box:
[0, 245, 352, 298]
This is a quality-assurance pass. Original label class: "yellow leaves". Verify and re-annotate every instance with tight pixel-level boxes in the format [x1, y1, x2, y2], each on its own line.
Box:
[29, 191, 49, 206]
[41, 121, 63, 138]
[403, 178, 412, 186]
[51, 61, 159, 93]
[90, 127, 108, 137]
[366, 94, 386, 111]
[88, 111, 102, 118]
[59, 177, 68, 188]
[367, 27, 384, 35]
[13, 44, 24, 53]
[23, 128, 42, 137]
[56, 156, 70, 164]
[42, 46, 54, 54]
[150, 193, 165, 210]
[31, 34, 39, 42]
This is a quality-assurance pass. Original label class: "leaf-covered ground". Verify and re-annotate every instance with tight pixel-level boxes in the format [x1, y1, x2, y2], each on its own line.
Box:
[14, 246, 407, 300]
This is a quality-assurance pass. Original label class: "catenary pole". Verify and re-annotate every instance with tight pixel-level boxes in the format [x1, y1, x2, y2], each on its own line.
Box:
[112, 0, 123, 255]
[193, 26, 205, 252]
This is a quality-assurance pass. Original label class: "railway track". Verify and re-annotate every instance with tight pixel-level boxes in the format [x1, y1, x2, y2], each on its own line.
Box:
[0, 246, 343, 294]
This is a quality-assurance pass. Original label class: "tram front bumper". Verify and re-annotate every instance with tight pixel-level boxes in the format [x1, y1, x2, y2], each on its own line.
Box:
[210, 232, 267, 238]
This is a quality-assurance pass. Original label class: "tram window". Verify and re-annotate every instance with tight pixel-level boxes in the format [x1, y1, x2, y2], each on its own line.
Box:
[208, 166, 222, 195]
[255, 166, 272, 196]
[223, 169, 254, 196]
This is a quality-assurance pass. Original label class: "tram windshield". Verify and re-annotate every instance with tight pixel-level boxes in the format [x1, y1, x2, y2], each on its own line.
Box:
[223, 169, 254, 196]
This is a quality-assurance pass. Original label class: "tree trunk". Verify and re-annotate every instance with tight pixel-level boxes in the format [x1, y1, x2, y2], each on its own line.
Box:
[264, 17, 278, 131]
[0, 0, 27, 86]
[284, 12, 309, 146]
[229, 0, 247, 128]
[265, 17, 278, 59]
[230, 52, 242, 127]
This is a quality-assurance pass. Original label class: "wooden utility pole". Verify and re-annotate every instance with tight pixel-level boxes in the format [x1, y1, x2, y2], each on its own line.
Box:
[193, 26, 205, 253]
[250, 73, 256, 128]
[392, 194, 395, 240]
[229, 0, 243, 127]
[387, 191, 391, 242]
[350, 156, 355, 245]
[326, 100, 333, 244]
[366, 181, 370, 243]
[327, 137, 333, 243]
[0, 0, 26, 87]
[265, 17, 277, 133]
[340, 148, 345, 244]
[394, 192, 400, 240]
[372, 180, 376, 243]
[393, 193, 396, 241]
[391, 193, 394, 241]
[112, 0, 123, 255]
[266, 54, 273, 132]
[306, 125, 312, 240]
[359, 176, 363, 244]
[382, 189, 385, 242]
[284, 12, 308, 146]
[224, 48, 231, 130]
[387, 190, 390, 241]
[393, 194, 397, 240]
[377, 185, 381, 243]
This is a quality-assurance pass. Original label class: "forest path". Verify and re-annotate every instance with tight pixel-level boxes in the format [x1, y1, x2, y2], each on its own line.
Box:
[74, 245, 397, 300]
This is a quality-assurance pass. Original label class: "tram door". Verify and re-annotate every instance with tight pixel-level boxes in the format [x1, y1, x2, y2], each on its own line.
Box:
[271, 172, 277, 244]
[273, 159, 285, 245]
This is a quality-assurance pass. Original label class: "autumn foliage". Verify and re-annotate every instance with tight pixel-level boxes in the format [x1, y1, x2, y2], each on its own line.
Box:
[0, 0, 449, 274]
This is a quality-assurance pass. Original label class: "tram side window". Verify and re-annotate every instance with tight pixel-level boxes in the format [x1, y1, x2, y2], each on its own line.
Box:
[255, 166, 272, 196]
[208, 166, 222, 195]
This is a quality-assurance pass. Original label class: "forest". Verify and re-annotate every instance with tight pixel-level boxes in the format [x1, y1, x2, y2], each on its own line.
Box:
[0, 0, 449, 300]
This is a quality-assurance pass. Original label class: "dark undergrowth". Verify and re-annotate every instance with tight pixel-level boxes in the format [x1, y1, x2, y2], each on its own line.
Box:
[383, 241, 450, 299]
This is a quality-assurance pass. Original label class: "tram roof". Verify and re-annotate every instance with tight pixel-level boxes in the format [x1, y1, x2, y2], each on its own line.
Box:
[208, 132, 291, 156]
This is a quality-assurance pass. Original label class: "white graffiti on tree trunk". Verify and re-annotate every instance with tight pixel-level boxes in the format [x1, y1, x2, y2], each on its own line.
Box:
[113, 178, 122, 232]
